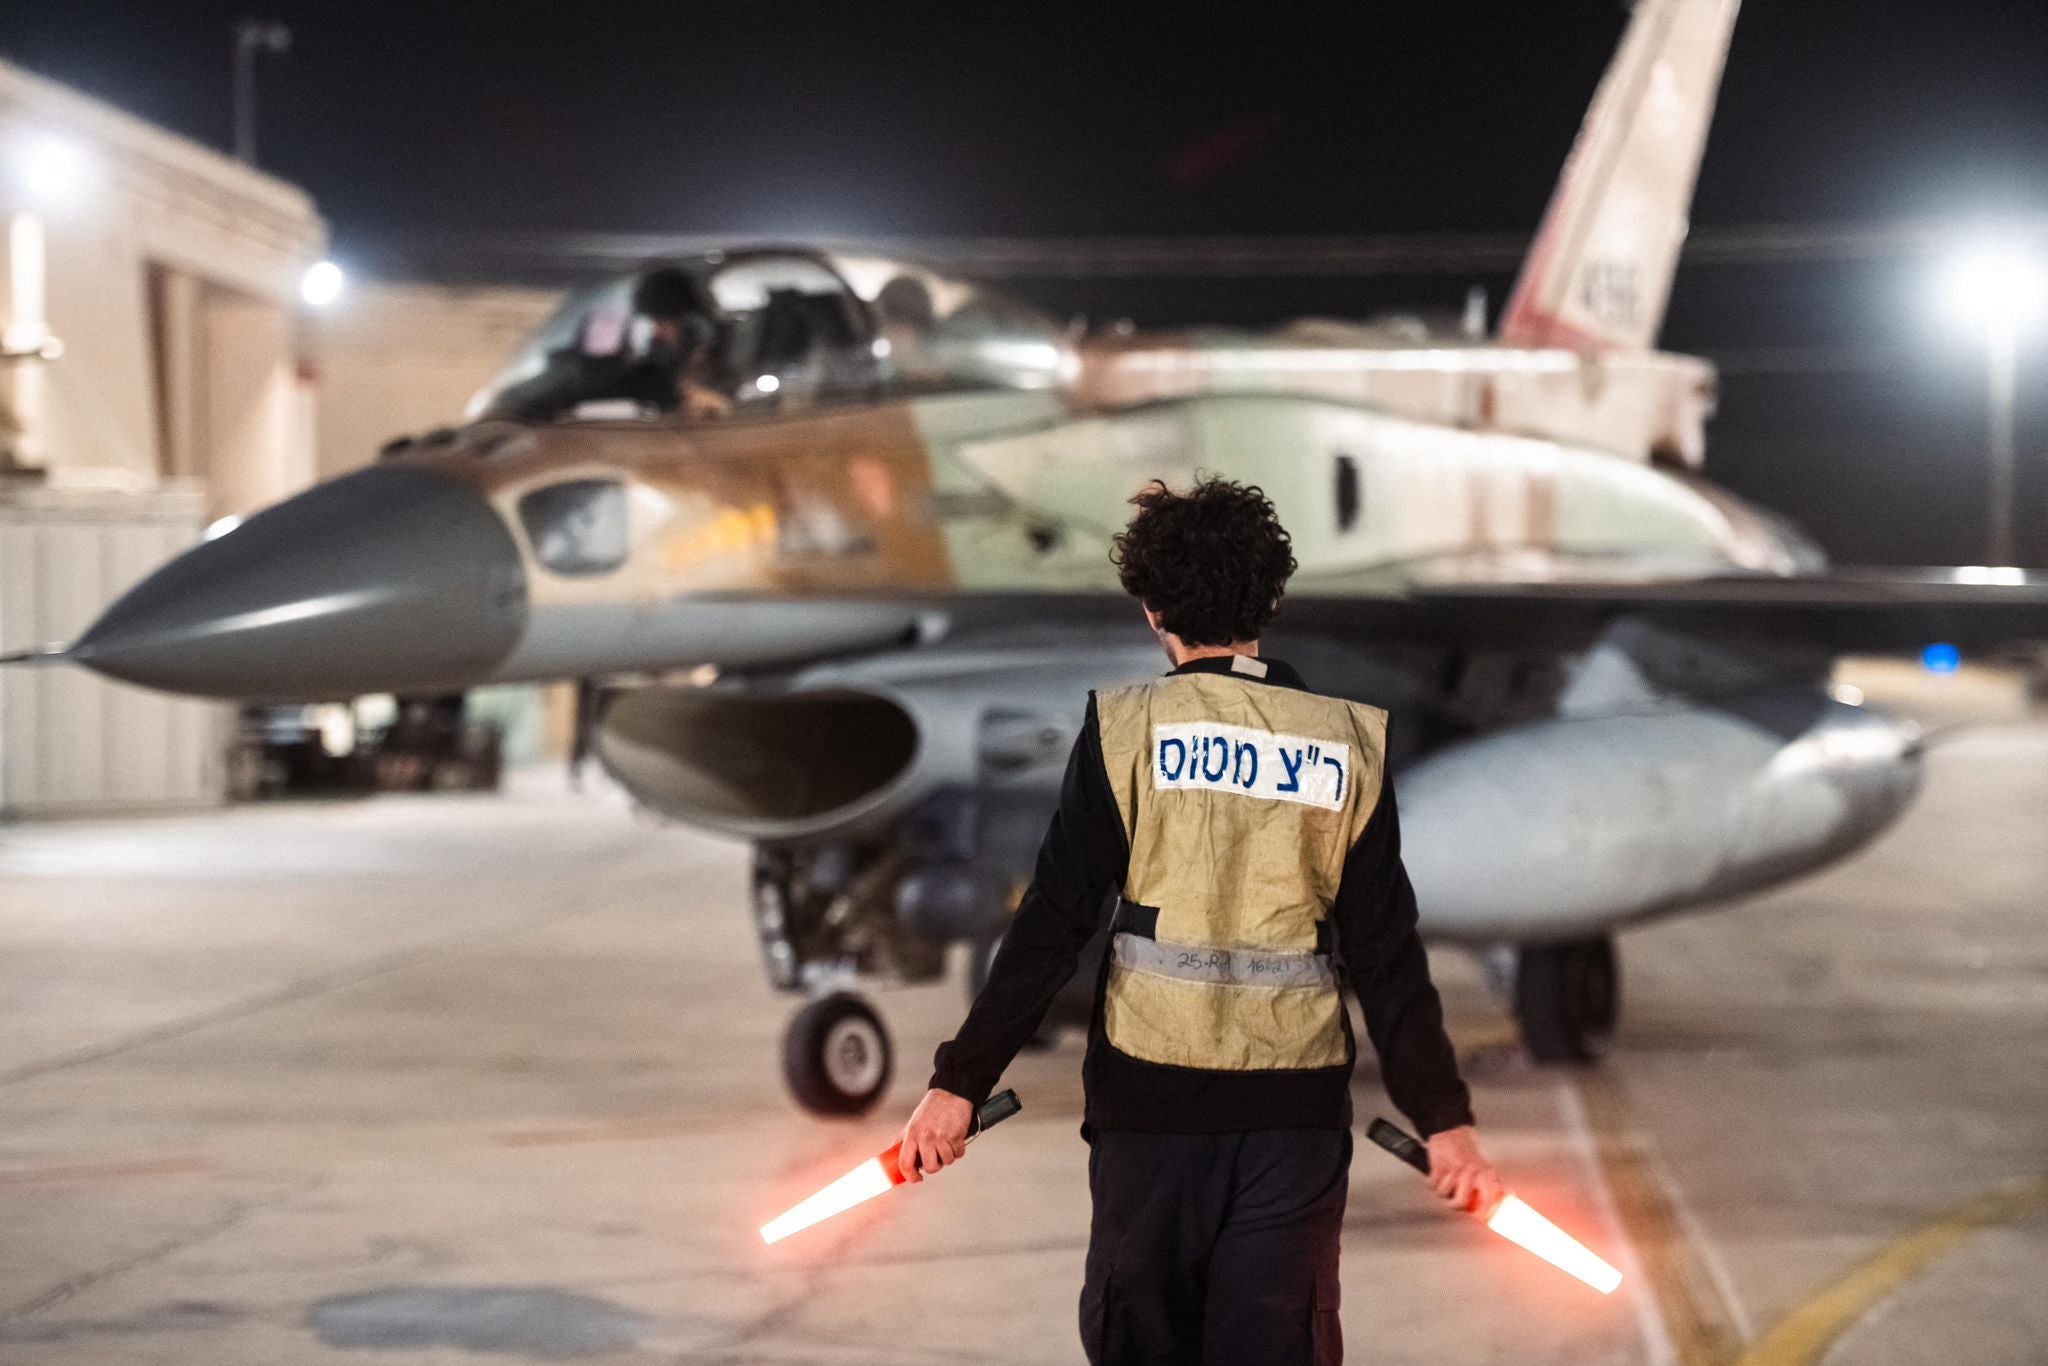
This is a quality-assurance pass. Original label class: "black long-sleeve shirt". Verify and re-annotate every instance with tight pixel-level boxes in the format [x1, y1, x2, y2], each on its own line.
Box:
[930, 655, 1475, 1138]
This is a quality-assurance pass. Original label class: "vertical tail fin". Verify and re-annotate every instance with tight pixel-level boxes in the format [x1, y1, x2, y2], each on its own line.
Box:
[1498, 0, 1741, 353]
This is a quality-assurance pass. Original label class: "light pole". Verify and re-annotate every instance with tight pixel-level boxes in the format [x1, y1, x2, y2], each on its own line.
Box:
[232, 19, 292, 166]
[1986, 309, 2019, 567]
[1940, 241, 2045, 566]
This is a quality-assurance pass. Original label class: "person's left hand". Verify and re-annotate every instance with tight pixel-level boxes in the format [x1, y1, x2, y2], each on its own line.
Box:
[896, 1088, 974, 1183]
[1425, 1125, 1505, 1215]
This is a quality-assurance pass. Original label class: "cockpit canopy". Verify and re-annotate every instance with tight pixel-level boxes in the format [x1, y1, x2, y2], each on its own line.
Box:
[468, 249, 1072, 424]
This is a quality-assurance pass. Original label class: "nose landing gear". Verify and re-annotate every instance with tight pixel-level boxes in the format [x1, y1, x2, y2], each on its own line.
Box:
[783, 992, 894, 1116]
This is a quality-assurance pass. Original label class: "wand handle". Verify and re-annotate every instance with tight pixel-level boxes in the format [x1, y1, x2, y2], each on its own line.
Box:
[969, 1089, 1022, 1140]
[1366, 1117, 1432, 1175]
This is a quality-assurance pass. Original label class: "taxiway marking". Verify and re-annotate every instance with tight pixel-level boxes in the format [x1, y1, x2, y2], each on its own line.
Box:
[0, 1156, 212, 1186]
[1572, 1070, 1744, 1366]
[1449, 1020, 1522, 1062]
[1652, 1138, 1756, 1344]
[1732, 1174, 2048, 1366]
[1555, 1082, 1677, 1366]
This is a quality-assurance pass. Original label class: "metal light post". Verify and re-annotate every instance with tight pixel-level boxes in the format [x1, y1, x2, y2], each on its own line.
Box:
[1941, 241, 2045, 566]
[231, 19, 292, 166]
[1986, 310, 2019, 567]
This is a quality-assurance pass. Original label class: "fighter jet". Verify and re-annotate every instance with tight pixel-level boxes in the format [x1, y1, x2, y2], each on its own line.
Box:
[11, 0, 2048, 1114]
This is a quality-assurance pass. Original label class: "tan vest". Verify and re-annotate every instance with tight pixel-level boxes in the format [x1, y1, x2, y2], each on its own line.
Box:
[1094, 663, 1387, 1071]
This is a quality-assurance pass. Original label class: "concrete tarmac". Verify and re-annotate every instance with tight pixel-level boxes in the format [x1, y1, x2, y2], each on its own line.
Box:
[0, 668, 2042, 1364]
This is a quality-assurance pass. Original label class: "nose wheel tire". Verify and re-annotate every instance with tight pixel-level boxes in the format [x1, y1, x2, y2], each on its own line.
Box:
[784, 993, 893, 1116]
[1513, 935, 1619, 1064]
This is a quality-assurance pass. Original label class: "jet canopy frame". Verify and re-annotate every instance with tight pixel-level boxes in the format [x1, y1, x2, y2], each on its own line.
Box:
[467, 247, 1073, 424]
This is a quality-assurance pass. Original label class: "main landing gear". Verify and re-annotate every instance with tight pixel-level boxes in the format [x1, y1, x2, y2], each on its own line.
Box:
[1511, 935, 1619, 1063]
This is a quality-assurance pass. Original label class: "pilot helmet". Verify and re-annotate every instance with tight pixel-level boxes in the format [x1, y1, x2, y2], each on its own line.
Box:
[631, 267, 709, 323]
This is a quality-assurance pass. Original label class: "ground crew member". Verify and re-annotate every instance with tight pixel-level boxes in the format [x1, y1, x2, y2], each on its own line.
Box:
[898, 476, 1503, 1365]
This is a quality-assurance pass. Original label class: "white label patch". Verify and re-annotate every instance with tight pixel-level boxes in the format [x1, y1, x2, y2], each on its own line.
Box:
[1152, 721, 1350, 811]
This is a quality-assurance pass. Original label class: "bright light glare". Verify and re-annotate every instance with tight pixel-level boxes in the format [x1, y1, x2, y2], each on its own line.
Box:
[1954, 564, 2027, 585]
[1921, 642, 1962, 674]
[300, 260, 345, 308]
[12, 134, 88, 204]
[760, 1153, 898, 1244]
[755, 373, 781, 394]
[1484, 1194, 1623, 1294]
[1939, 243, 2046, 332]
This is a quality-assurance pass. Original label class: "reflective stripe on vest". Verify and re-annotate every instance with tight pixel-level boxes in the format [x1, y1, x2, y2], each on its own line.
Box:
[1094, 671, 1387, 1072]
[1112, 933, 1336, 990]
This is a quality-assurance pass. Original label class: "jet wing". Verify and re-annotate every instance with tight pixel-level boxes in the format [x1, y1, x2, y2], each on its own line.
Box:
[930, 567, 2048, 658]
[1384, 568, 2048, 654]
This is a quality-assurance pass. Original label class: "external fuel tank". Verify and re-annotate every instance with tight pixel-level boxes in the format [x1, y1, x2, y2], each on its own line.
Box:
[1398, 695, 1923, 942]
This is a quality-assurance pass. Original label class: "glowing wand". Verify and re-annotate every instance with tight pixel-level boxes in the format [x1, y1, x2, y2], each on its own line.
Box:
[760, 1090, 1023, 1244]
[1367, 1118, 1622, 1294]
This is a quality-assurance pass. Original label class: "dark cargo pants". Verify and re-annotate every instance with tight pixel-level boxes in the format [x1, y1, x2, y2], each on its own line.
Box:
[1080, 1129, 1350, 1366]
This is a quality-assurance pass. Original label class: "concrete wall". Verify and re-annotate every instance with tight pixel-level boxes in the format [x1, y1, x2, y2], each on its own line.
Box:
[310, 281, 556, 479]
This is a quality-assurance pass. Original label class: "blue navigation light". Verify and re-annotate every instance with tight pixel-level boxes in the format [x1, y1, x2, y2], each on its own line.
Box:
[1922, 643, 1961, 674]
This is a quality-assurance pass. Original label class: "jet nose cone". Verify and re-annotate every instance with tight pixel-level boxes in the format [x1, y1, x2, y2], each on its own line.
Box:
[76, 465, 528, 700]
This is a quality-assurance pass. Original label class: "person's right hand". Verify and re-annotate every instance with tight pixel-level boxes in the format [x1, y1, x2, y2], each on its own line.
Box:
[896, 1088, 974, 1183]
[1425, 1125, 1505, 1215]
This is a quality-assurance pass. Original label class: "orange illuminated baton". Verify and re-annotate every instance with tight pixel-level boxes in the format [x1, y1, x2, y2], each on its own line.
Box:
[1367, 1118, 1622, 1294]
[760, 1090, 1023, 1244]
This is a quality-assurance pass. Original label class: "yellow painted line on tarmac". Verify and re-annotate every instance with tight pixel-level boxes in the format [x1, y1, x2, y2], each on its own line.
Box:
[1450, 1020, 1521, 1061]
[1573, 1071, 1743, 1366]
[1733, 1174, 2048, 1366]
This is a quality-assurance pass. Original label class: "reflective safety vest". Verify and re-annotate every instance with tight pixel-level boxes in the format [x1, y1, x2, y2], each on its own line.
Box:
[1093, 659, 1387, 1071]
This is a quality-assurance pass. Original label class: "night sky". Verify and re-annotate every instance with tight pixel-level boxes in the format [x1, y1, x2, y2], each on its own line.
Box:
[4, 1, 2048, 565]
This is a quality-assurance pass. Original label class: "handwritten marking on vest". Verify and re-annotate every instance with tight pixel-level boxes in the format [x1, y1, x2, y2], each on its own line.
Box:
[1153, 721, 1350, 811]
[1113, 932, 1335, 990]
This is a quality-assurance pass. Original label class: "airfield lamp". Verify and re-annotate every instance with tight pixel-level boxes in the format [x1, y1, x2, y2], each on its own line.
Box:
[759, 1090, 1023, 1245]
[1366, 1118, 1622, 1294]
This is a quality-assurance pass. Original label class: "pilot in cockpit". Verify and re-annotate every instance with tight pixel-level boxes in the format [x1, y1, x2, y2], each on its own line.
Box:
[483, 267, 732, 423]
[625, 268, 733, 421]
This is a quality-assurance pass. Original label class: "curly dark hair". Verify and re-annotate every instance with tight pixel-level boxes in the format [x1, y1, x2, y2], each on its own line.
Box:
[1110, 476, 1297, 646]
